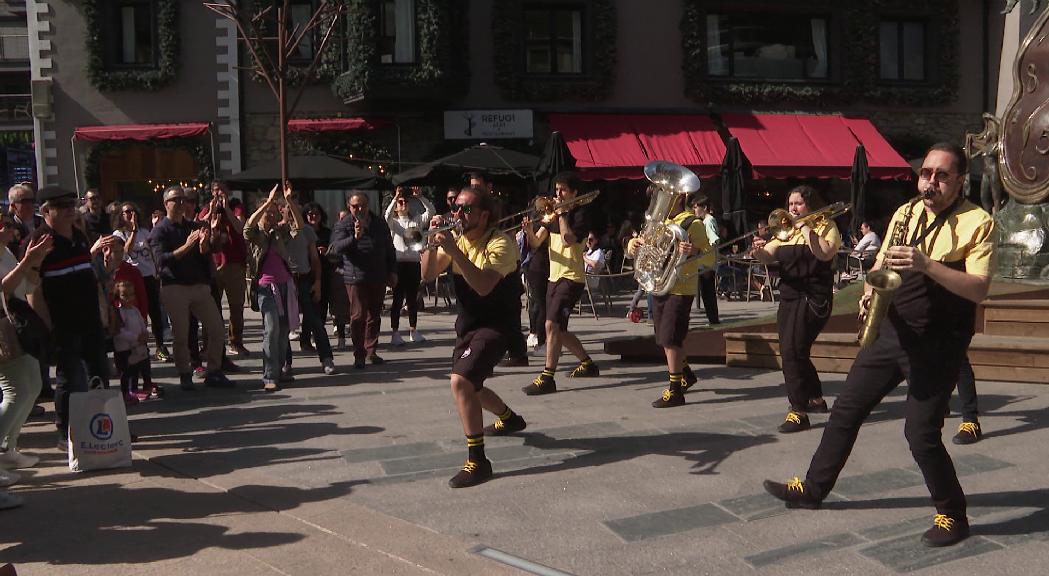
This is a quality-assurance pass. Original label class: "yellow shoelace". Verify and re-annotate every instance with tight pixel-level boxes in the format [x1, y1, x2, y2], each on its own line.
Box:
[933, 514, 955, 530]
[533, 375, 547, 387]
[784, 412, 803, 425]
[661, 389, 674, 401]
[494, 419, 505, 430]
[462, 460, 478, 473]
[786, 476, 805, 494]
[958, 422, 980, 436]
[570, 364, 588, 376]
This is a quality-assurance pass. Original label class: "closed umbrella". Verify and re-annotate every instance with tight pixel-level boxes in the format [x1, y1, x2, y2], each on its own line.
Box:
[720, 137, 749, 238]
[535, 131, 576, 195]
[849, 145, 869, 234]
[392, 143, 539, 185]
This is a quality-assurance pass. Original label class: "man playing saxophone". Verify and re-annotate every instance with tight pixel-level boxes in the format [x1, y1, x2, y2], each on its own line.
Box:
[764, 143, 996, 548]
[628, 187, 710, 407]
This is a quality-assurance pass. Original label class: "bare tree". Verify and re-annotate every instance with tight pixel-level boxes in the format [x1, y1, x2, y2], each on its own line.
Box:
[205, 0, 345, 183]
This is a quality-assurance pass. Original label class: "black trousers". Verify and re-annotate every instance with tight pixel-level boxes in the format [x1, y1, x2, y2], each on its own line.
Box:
[390, 261, 422, 331]
[505, 274, 528, 359]
[805, 322, 969, 517]
[526, 273, 548, 344]
[696, 270, 719, 323]
[777, 296, 831, 410]
[954, 355, 978, 421]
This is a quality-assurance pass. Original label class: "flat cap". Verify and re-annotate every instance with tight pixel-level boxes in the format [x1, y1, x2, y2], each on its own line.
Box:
[37, 185, 77, 204]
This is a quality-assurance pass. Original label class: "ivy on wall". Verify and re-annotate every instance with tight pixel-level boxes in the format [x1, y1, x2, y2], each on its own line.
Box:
[680, 0, 958, 107]
[84, 0, 181, 91]
[491, 0, 617, 102]
[295, 132, 393, 176]
[331, 0, 467, 103]
[84, 139, 213, 189]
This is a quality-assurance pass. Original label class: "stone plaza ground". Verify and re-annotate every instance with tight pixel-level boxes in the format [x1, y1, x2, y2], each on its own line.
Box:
[2, 294, 1048, 575]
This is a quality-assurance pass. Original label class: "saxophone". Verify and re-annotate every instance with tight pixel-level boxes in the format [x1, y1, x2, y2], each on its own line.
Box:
[633, 161, 701, 295]
[857, 196, 923, 348]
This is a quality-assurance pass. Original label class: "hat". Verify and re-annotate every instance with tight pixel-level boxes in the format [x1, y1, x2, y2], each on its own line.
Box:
[37, 185, 76, 205]
[163, 186, 186, 202]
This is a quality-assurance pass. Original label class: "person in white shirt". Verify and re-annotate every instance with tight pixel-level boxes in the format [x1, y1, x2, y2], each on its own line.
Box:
[851, 221, 882, 267]
[691, 195, 720, 324]
[583, 233, 605, 274]
[385, 185, 435, 346]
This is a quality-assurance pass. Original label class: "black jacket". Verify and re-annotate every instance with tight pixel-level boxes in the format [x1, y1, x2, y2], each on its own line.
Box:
[329, 213, 396, 285]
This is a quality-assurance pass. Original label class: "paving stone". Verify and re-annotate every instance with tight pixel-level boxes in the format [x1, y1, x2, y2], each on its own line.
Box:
[340, 442, 443, 464]
[380, 444, 567, 476]
[603, 503, 739, 542]
[859, 534, 1004, 573]
[832, 467, 924, 498]
[718, 492, 782, 520]
[953, 453, 1013, 476]
[857, 515, 933, 541]
[744, 532, 867, 567]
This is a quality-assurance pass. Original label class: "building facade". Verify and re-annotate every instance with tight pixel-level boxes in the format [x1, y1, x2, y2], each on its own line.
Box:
[26, 0, 1019, 212]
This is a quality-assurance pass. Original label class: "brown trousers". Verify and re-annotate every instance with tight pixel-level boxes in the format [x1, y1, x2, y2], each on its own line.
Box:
[214, 262, 247, 346]
[346, 282, 385, 359]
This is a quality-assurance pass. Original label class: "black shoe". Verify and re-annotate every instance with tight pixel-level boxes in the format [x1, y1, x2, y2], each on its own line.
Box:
[778, 411, 811, 433]
[568, 361, 599, 377]
[354, 358, 366, 370]
[681, 366, 698, 392]
[952, 421, 982, 445]
[523, 374, 556, 395]
[652, 388, 685, 408]
[30, 404, 45, 418]
[300, 341, 315, 352]
[367, 354, 385, 365]
[499, 355, 529, 367]
[921, 514, 970, 547]
[483, 414, 527, 436]
[203, 371, 235, 388]
[448, 458, 493, 488]
[806, 398, 829, 413]
[179, 373, 195, 391]
[763, 477, 822, 509]
[222, 358, 241, 373]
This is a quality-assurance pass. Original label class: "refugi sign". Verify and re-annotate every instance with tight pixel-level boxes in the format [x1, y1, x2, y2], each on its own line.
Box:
[444, 109, 534, 140]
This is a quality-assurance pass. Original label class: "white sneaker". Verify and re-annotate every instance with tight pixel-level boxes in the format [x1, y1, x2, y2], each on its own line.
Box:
[289, 330, 301, 340]
[391, 331, 405, 347]
[526, 333, 539, 348]
[331, 325, 339, 336]
[409, 330, 425, 343]
[322, 358, 336, 375]
[0, 450, 38, 469]
[531, 343, 547, 357]
[0, 467, 20, 487]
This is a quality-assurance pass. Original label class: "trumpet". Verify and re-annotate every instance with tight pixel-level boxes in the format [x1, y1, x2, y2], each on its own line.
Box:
[501, 190, 601, 233]
[420, 219, 462, 248]
[767, 202, 851, 241]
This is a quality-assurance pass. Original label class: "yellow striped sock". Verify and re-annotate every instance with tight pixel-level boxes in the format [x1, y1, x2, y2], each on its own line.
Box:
[497, 407, 513, 421]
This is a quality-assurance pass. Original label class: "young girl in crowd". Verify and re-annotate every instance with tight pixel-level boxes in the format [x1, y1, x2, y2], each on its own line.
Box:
[112, 280, 158, 403]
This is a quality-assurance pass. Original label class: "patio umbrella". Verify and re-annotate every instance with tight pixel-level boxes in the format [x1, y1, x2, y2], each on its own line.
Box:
[849, 145, 869, 235]
[720, 137, 749, 238]
[391, 143, 540, 185]
[534, 131, 576, 195]
[227, 155, 387, 189]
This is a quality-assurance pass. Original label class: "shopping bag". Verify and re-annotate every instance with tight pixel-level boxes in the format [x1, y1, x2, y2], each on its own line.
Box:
[68, 388, 132, 472]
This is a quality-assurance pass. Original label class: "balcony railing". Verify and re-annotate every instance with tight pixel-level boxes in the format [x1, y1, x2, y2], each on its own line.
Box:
[0, 94, 32, 123]
[0, 34, 29, 63]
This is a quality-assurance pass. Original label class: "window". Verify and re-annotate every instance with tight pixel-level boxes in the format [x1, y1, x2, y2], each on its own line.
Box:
[879, 20, 925, 81]
[106, 0, 155, 67]
[524, 6, 583, 74]
[289, 0, 317, 62]
[379, 0, 416, 64]
[706, 12, 829, 80]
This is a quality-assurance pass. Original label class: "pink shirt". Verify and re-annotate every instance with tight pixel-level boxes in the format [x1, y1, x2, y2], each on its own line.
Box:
[258, 249, 291, 285]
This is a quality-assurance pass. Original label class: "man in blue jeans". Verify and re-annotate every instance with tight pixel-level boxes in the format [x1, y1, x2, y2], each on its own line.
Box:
[27, 186, 111, 448]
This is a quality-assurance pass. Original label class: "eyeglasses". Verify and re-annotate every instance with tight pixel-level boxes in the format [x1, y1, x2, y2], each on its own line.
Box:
[13, 198, 34, 205]
[122, 209, 135, 214]
[918, 169, 956, 184]
[348, 204, 366, 210]
[166, 197, 186, 205]
[451, 203, 474, 215]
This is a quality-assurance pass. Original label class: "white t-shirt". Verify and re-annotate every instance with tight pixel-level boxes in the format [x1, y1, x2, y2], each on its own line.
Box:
[0, 246, 33, 300]
[113, 228, 158, 278]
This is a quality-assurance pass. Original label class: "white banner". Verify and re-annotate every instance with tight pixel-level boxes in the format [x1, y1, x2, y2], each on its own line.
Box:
[444, 109, 534, 140]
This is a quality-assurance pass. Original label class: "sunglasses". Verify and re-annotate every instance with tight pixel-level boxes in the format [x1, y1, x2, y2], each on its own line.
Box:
[166, 197, 186, 205]
[14, 198, 34, 205]
[451, 203, 474, 215]
[122, 209, 135, 214]
[307, 211, 320, 217]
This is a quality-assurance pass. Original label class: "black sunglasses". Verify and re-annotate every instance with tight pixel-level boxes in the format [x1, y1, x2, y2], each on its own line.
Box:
[452, 203, 474, 215]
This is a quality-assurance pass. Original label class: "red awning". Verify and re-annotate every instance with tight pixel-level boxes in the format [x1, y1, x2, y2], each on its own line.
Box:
[721, 114, 911, 180]
[548, 114, 726, 180]
[287, 117, 390, 133]
[73, 122, 211, 142]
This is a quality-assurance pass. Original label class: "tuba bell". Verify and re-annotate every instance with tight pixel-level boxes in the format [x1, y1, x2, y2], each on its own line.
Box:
[633, 161, 701, 295]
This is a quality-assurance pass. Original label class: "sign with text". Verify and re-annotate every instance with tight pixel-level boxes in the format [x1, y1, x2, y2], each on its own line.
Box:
[444, 109, 533, 140]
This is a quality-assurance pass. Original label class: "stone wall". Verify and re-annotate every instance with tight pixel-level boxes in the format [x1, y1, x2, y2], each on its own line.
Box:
[866, 111, 985, 158]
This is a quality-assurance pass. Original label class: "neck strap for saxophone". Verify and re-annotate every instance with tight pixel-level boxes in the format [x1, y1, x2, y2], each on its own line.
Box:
[908, 196, 963, 249]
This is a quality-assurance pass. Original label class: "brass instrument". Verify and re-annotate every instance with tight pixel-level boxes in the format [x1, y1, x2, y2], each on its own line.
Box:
[767, 202, 852, 242]
[421, 219, 462, 249]
[502, 190, 601, 233]
[857, 195, 925, 348]
[634, 161, 701, 295]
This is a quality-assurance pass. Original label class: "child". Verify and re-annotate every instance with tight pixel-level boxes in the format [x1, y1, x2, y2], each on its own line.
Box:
[112, 280, 159, 402]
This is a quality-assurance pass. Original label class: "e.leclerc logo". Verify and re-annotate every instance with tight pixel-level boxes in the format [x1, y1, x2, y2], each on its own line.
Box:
[89, 413, 114, 441]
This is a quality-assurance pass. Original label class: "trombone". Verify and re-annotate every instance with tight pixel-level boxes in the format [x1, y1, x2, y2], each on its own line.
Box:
[673, 201, 851, 276]
[501, 190, 601, 233]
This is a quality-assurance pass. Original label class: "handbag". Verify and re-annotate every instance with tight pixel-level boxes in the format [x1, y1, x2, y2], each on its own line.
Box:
[0, 296, 51, 361]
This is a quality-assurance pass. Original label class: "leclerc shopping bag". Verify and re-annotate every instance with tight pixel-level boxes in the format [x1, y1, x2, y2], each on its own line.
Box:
[67, 388, 132, 472]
